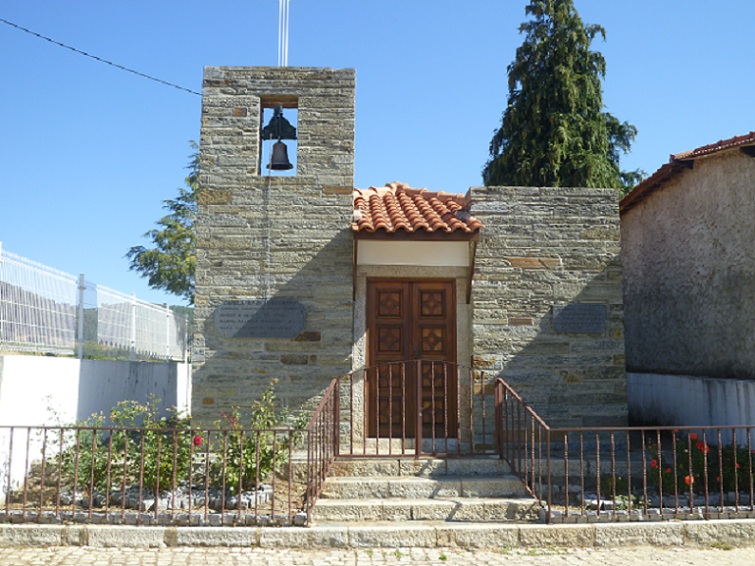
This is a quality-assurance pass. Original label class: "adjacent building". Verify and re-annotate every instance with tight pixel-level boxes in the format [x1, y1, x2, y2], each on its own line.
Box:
[621, 131, 755, 426]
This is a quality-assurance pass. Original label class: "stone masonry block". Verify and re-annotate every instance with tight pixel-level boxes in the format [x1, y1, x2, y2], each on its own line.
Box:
[518, 524, 595, 547]
[594, 522, 684, 547]
[197, 190, 233, 205]
[507, 257, 563, 269]
[683, 519, 755, 547]
[85, 525, 166, 548]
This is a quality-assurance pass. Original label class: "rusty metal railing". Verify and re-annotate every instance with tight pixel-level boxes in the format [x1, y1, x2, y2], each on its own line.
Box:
[338, 361, 497, 457]
[494, 377, 550, 503]
[0, 423, 307, 526]
[494, 377, 755, 523]
[302, 376, 340, 523]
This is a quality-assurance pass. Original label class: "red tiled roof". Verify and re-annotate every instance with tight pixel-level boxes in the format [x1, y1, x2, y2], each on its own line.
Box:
[620, 131, 755, 214]
[672, 131, 755, 161]
[352, 181, 482, 236]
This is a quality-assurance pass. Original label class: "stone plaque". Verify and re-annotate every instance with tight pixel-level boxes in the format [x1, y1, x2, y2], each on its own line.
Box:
[552, 304, 607, 334]
[214, 299, 306, 339]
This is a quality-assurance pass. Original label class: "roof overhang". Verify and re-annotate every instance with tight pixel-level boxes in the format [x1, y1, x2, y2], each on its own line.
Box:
[621, 131, 755, 215]
[350, 182, 483, 303]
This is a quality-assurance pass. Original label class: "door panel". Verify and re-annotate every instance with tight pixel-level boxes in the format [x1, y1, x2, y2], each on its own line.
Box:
[366, 279, 457, 438]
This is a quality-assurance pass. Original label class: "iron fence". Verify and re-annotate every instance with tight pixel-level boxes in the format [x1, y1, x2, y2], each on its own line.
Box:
[6, 368, 754, 528]
[338, 361, 497, 457]
[0, 374, 342, 527]
[0, 424, 307, 526]
[495, 377, 755, 523]
[0, 243, 188, 360]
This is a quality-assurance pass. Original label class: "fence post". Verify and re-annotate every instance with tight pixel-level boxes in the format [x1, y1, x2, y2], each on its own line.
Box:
[130, 293, 137, 362]
[416, 360, 422, 459]
[165, 303, 171, 361]
[77, 274, 85, 359]
[546, 428, 552, 523]
[334, 377, 341, 457]
[0, 241, 3, 343]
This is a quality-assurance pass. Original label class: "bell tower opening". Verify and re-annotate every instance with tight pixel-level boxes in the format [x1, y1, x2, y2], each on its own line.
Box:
[259, 96, 298, 176]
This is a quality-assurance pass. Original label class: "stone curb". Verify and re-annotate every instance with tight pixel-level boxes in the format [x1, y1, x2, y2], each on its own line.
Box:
[3, 520, 755, 549]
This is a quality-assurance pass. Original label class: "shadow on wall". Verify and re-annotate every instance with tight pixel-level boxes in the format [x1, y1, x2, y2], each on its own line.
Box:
[191, 229, 354, 425]
[474, 255, 628, 429]
[76, 360, 191, 423]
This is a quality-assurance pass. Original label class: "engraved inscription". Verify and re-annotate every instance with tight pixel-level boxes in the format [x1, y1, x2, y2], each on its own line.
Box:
[552, 304, 607, 334]
[214, 299, 306, 339]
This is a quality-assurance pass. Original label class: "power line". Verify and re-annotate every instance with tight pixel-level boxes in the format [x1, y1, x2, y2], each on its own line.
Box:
[0, 17, 201, 96]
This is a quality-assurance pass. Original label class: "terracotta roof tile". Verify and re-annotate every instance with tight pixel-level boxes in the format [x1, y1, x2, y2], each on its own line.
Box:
[620, 131, 755, 214]
[672, 131, 755, 161]
[352, 181, 483, 235]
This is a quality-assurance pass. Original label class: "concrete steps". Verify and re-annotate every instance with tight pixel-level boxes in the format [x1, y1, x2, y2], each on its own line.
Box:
[314, 497, 542, 523]
[312, 456, 543, 525]
[321, 475, 526, 499]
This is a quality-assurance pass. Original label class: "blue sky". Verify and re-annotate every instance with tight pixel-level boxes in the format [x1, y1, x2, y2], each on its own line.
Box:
[2, 1, 754, 306]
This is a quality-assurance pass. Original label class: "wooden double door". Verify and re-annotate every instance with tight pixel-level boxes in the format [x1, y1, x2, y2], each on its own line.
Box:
[366, 279, 458, 439]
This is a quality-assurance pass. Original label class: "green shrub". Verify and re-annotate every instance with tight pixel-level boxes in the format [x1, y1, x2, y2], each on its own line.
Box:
[210, 383, 306, 494]
[57, 395, 196, 493]
[54, 384, 305, 501]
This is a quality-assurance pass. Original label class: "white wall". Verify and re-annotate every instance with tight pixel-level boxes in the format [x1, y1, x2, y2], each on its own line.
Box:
[628, 372, 755, 434]
[0, 355, 191, 503]
[0, 356, 191, 426]
[357, 240, 471, 267]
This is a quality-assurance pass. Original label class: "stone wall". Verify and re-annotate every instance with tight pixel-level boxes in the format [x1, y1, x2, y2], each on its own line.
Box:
[470, 186, 626, 427]
[192, 66, 627, 430]
[192, 67, 355, 423]
[621, 151, 755, 380]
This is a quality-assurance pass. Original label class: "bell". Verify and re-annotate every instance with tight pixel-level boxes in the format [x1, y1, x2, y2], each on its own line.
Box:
[267, 140, 293, 170]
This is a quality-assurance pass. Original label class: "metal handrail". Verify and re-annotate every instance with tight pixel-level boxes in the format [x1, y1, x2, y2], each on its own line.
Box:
[302, 376, 340, 524]
[494, 376, 755, 523]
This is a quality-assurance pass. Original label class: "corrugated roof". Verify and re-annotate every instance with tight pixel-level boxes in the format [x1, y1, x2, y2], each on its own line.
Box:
[620, 131, 755, 213]
[352, 181, 482, 236]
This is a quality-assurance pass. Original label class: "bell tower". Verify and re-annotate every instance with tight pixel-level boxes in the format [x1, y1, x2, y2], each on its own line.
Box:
[193, 67, 356, 421]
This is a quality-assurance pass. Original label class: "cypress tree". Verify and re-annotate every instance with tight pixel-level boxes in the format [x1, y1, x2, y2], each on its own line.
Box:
[483, 0, 638, 191]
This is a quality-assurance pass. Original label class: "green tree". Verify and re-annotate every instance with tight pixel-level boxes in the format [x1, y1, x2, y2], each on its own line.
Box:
[127, 143, 198, 304]
[483, 0, 640, 194]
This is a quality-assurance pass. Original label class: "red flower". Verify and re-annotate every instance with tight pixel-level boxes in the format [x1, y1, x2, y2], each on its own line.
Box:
[716, 476, 721, 483]
[736, 463, 742, 469]
[193, 435, 203, 447]
[650, 459, 658, 468]
[684, 475, 695, 486]
[695, 441, 710, 454]
[689, 433, 699, 441]
[664, 468, 671, 474]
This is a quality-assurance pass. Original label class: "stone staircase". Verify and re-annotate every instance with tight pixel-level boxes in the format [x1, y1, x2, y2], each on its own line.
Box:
[311, 456, 544, 525]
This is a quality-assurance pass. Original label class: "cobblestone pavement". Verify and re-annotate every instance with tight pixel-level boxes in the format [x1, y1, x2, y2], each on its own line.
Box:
[1, 546, 755, 566]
